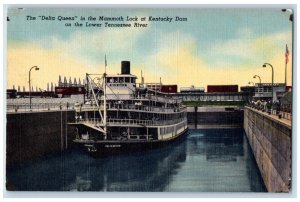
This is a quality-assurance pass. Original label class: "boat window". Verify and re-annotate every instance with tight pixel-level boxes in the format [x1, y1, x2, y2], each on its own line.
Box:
[120, 77, 124, 83]
[130, 78, 136, 83]
[113, 77, 118, 83]
[108, 77, 114, 83]
[125, 77, 130, 83]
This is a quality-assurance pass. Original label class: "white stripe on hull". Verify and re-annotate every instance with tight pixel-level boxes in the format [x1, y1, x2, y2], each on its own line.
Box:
[158, 120, 187, 140]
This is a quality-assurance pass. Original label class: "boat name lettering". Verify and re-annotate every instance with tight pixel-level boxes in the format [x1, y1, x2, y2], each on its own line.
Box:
[104, 145, 121, 148]
[109, 84, 127, 87]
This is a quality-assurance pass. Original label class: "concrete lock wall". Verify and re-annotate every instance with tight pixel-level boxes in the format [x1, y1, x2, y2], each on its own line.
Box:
[244, 107, 291, 192]
[187, 106, 244, 126]
[6, 110, 76, 168]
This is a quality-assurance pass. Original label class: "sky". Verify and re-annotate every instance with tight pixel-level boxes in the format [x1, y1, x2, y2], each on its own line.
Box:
[6, 7, 293, 90]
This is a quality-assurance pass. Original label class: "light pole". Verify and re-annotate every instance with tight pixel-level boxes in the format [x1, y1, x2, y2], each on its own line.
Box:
[262, 63, 274, 102]
[253, 75, 261, 84]
[29, 66, 39, 109]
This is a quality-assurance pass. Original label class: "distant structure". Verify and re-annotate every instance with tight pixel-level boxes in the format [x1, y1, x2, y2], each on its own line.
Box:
[7, 75, 85, 98]
[6, 89, 17, 98]
[180, 85, 205, 93]
[63, 76, 67, 86]
[58, 75, 62, 86]
[240, 85, 256, 102]
[240, 86, 255, 94]
[286, 86, 292, 92]
[207, 85, 238, 93]
[55, 75, 85, 98]
[146, 83, 177, 94]
[69, 77, 72, 85]
[252, 83, 286, 102]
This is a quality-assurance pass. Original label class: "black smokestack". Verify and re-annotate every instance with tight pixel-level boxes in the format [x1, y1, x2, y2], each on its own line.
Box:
[121, 61, 130, 74]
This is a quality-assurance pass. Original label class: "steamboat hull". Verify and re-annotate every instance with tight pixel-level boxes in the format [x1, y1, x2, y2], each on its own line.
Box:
[74, 128, 188, 156]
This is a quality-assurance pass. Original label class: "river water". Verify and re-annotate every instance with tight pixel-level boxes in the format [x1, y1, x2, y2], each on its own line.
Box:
[6, 128, 266, 192]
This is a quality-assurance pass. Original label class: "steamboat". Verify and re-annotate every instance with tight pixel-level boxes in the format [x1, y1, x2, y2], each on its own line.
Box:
[70, 61, 188, 154]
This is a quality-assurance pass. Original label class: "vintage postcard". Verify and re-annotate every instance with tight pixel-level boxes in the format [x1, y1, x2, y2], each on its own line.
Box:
[5, 6, 293, 194]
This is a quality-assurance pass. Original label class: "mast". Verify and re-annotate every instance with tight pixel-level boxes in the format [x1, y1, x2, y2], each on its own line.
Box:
[103, 55, 107, 139]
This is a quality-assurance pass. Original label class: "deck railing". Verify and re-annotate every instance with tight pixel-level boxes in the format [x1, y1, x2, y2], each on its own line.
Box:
[77, 103, 185, 113]
[77, 117, 186, 126]
[7, 103, 74, 112]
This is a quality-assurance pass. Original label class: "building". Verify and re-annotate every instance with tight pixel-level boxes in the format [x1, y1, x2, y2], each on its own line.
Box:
[240, 86, 255, 94]
[253, 83, 286, 102]
[55, 75, 85, 98]
[240, 86, 255, 102]
[146, 84, 178, 93]
[6, 89, 17, 99]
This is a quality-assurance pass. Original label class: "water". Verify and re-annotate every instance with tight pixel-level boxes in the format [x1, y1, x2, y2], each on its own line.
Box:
[6, 128, 266, 192]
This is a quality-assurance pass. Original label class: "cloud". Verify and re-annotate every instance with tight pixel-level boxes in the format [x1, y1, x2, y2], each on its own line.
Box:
[210, 28, 256, 62]
[7, 27, 293, 91]
[7, 42, 95, 90]
[6, 18, 153, 89]
[58, 30, 140, 62]
[139, 29, 293, 89]
[32, 20, 151, 68]
[210, 28, 292, 67]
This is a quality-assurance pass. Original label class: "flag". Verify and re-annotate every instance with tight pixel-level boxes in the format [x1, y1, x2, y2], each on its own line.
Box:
[285, 44, 289, 64]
